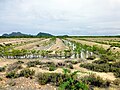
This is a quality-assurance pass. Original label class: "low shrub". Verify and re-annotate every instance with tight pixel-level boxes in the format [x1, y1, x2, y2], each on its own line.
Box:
[6, 71, 19, 78]
[113, 68, 120, 78]
[93, 59, 108, 64]
[37, 73, 50, 85]
[80, 63, 110, 72]
[7, 63, 23, 71]
[27, 61, 42, 67]
[65, 60, 78, 64]
[81, 74, 111, 87]
[87, 56, 96, 60]
[56, 62, 66, 67]
[37, 69, 89, 90]
[16, 61, 24, 64]
[67, 64, 74, 69]
[100, 54, 115, 61]
[0, 77, 2, 81]
[49, 66, 56, 71]
[0, 67, 5, 72]
[19, 68, 35, 78]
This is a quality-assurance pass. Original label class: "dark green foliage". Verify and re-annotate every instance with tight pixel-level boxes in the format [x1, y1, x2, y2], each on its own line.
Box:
[37, 69, 89, 90]
[46, 62, 57, 71]
[27, 61, 42, 67]
[93, 59, 108, 64]
[65, 60, 79, 64]
[87, 56, 96, 60]
[81, 74, 111, 87]
[59, 69, 89, 90]
[113, 68, 120, 78]
[16, 61, 24, 64]
[49, 66, 56, 71]
[80, 63, 110, 72]
[0, 77, 2, 81]
[0, 67, 5, 72]
[80, 61, 120, 78]
[6, 71, 19, 78]
[67, 64, 74, 69]
[37, 73, 63, 85]
[100, 54, 115, 61]
[37, 73, 50, 85]
[19, 68, 35, 78]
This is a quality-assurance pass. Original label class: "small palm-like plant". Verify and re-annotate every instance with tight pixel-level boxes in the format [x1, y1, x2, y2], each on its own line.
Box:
[59, 68, 89, 90]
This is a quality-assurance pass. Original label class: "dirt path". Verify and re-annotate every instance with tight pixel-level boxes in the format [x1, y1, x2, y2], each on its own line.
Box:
[67, 38, 120, 53]
[48, 38, 69, 51]
[73, 64, 116, 81]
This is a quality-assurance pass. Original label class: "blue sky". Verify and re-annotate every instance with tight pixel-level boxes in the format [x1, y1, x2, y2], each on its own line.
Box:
[0, 0, 120, 36]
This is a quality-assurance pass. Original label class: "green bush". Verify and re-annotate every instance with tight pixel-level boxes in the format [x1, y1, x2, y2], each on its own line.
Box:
[81, 74, 111, 87]
[19, 68, 35, 78]
[37, 73, 50, 85]
[0, 77, 2, 81]
[49, 66, 56, 71]
[80, 63, 110, 72]
[27, 61, 42, 67]
[6, 71, 19, 78]
[100, 54, 115, 61]
[93, 59, 108, 64]
[59, 69, 89, 90]
[87, 56, 96, 60]
[113, 68, 120, 78]
[0, 67, 5, 72]
[65, 60, 78, 64]
[67, 64, 74, 69]
[36, 70, 89, 90]
[16, 61, 24, 64]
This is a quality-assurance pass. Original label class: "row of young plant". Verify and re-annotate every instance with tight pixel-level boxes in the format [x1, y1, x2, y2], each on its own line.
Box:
[63, 39, 97, 60]
[0, 38, 57, 59]
[0, 39, 43, 57]
[0, 49, 74, 59]
[78, 38, 120, 48]
[0, 38, 42, 50]
[66, 39, 120, 59]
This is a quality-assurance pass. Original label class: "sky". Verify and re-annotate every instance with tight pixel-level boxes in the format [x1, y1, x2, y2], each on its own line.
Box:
[0, 0, 120, 36]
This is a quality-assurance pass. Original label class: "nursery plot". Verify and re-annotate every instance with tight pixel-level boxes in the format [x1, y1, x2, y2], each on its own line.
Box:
[79, 38, 120, 42]
[0, 38, 41, 46]
[0, 37, 120, 90]
[67, 38, 120, 52]
[14, 38, 50, 50]
[32, 38, 55, 50]
[77, 38, 120, 48]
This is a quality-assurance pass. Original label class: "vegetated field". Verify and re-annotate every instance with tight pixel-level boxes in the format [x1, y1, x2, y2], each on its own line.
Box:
[0, 37, 120, 90]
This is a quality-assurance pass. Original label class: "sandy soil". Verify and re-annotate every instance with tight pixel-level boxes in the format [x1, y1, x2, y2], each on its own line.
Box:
[73, 64, 116, 81]
[48, 38, 69, 51]
[14, 38, 50, 50]
[0, 38, 40, 45]
[67, 38, 120, 53]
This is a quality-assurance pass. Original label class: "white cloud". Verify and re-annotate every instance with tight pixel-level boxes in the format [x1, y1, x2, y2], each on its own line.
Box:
[0, 0, 120, 35]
